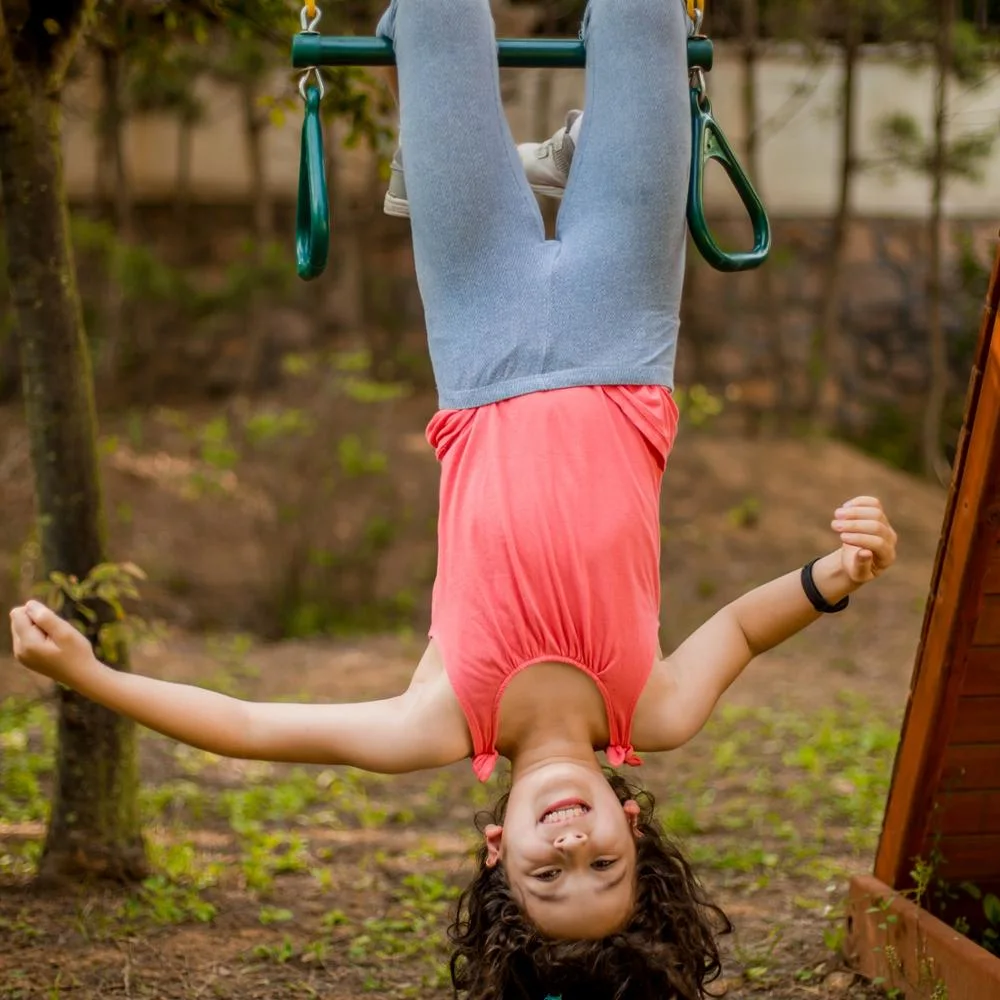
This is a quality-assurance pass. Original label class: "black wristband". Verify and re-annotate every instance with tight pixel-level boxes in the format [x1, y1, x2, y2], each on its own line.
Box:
[801, 558, 850, 614]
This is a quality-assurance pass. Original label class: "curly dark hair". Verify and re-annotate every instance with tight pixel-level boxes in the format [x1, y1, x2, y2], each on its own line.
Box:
[448, 771, 731, 1000]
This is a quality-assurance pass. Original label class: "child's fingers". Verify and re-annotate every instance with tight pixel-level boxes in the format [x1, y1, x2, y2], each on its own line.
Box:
[9, 606, 36, 641]
[839, 532, 894, 558]
[9, 609, 23, 648]
[841, 496, 882, 510]
[24, 602, 67, 640]
[9, 608, 42, 663]
[838, 530, 887, 544]
[833, 508, 888, 527]
[832, 518, 889, 536]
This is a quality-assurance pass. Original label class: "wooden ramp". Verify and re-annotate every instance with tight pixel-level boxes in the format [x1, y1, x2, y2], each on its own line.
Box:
[847, 238, 1000, 998]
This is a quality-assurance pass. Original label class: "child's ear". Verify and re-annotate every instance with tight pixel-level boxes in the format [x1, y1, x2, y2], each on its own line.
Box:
[623, 799, 643, 839]
[484, 824, 503, 867]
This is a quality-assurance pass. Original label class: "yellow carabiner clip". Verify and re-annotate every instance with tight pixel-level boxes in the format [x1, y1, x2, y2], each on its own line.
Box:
[687, 0, 704, 25]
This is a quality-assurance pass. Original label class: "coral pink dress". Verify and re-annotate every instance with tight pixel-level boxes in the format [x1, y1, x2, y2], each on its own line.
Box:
[426, 385, 679, 781]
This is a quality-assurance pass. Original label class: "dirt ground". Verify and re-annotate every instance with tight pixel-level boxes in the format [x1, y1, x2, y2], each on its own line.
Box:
[0, 392, 949, 1000]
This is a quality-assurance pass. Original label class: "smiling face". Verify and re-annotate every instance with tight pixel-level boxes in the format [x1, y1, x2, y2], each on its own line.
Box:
[484, 762, 641, 939]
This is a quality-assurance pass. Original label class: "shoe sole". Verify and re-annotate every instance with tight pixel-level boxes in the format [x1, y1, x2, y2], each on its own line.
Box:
[383, 184, 565, 220]
[383, 192, 411, 219]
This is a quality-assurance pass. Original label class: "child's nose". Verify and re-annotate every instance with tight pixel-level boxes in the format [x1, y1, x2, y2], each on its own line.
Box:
[553, 830, 588, 851]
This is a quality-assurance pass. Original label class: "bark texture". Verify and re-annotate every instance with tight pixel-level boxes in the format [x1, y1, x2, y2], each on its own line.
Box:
[924, 0, 953, 483]
[812, 3, 860, 430]
[0, 0, 147, 882]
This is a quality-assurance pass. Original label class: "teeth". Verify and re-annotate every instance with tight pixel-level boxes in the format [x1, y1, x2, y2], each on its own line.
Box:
[542, 806, 588, 824]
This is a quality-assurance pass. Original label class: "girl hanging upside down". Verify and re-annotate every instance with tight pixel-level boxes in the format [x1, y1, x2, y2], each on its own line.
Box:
[8, 0, 899, 997]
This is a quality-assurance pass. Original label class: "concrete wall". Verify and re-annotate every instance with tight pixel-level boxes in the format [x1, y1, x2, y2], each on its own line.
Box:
[53, 37, 998, 461]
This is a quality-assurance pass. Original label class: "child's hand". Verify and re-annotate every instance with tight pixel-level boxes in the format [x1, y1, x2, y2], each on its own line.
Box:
[9, 601, 97, 685]
[831, 496, 897, 583]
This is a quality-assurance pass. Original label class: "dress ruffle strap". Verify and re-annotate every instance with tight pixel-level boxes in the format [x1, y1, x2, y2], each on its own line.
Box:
[472, 751, 499, 782]
[606, 744, 643, 768]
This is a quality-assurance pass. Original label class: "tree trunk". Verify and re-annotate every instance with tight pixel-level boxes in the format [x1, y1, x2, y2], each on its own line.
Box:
[240, 77, 272, 394]
[740, 0, 787, 427]
[325, 114, 365, 337]
[924, 0, 952, 483]
[0, 46, 146, 884]
[174, 113, 194, 240]
[97, 47, 133, 237]
[242, 78, 271, 243]
[95, 44, 134, 385]
[811, 4, 860, 431]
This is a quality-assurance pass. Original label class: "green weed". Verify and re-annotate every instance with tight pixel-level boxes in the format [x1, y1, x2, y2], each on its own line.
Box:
[0, 910, 41, 941]
[659, 698, 898, 891]
[734, 924, 785, 984]
[258, 905, 295, 925]
[118, 875, 216, 926]
[252, 936, 297, 963]
[0, 699, 55, 825]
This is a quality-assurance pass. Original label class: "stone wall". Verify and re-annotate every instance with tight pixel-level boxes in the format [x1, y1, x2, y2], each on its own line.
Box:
[676, 216, 997, 457]
[20, 202, 995, 470]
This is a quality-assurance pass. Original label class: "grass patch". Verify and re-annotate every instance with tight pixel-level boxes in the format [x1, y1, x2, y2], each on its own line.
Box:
[0, 698, 55, 824]
[659, 696, 899, 885]
[0, 681, 903, 997]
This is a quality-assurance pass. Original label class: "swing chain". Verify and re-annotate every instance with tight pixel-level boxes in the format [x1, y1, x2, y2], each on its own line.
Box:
[689, 65, 707, 109]
[687, 0, 704, 37]
[299, 65, 325, 101]
[301, 1, 321, 33]
[298, 3, 325, 102]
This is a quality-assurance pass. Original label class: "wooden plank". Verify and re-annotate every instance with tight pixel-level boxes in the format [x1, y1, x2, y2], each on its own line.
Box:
[876, 250, 1000, 888]
[942, 744, 1000, 790]
[935, 833, 1000, 880]
[963, 646, 1000, 696]
[934, 790, 1000, 835]
[951, 696, 1000, 744]
[926, 878, 1000, 932]
[973, 596, 1000, 646]
[985, 547, 1000, 594]
[847, 874, 1000, 1000]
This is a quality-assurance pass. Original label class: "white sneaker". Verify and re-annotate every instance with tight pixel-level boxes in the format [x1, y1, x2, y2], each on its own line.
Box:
[382, 110, 582, 219]
[383, 147, 409, 219]
[518, 109, 581, 200]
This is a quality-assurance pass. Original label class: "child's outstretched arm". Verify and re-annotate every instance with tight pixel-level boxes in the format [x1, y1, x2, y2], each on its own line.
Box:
[644, 496, 898, 751]
[7, 604, 470, 774]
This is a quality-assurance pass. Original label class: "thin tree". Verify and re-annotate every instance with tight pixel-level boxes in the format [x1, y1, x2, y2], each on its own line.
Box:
[128, 44, 205, 238]
[810, 0, 862, 430]
[89, 3, 134, 384]
[740, 0, 793, 422]
[0, 0, 147, 881]
[875, 0, 996, 480]
[924, 0, 954, 482]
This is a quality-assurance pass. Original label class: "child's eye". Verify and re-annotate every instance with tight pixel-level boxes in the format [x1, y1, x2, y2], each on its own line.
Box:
[533, 869, 560, 881]
[592, 858, 617, 870]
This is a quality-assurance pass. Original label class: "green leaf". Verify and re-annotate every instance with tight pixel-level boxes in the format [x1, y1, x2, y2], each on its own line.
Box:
[959, 880, 982, 900]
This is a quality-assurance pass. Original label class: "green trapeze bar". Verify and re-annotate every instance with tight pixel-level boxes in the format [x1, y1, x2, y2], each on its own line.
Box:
[292, 34, 714, 71]
[290, 31, 771, 277]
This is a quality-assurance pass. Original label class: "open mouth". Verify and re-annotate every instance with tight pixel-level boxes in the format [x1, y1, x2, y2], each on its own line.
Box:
[540, 799, 591, 824]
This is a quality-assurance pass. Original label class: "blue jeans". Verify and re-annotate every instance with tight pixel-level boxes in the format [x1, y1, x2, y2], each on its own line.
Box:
[376, 0, 692, 410]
